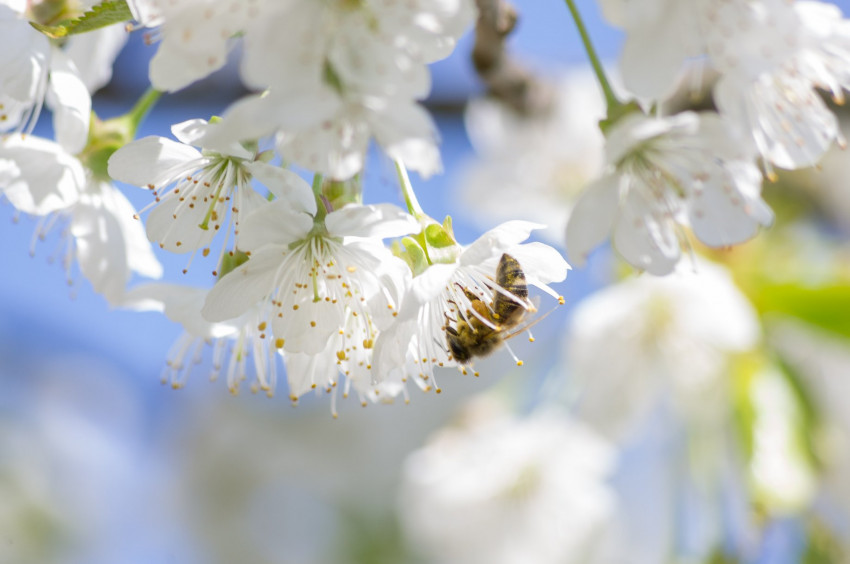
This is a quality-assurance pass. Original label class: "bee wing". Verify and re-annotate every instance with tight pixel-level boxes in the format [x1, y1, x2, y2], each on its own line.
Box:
[502, 299, 554, 341]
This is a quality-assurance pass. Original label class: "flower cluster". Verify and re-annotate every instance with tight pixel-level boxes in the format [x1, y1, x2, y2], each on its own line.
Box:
[0, 0, 579, 409]
[130, 0, 474, 180]
[560, 0, 850, 275]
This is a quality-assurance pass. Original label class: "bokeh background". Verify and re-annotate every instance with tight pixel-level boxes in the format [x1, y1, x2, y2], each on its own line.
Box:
[3, 1, 850, 563]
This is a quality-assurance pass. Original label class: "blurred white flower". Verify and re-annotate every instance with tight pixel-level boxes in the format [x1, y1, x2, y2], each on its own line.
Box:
[460, 70, 606, 245]
[191, 0, 475, 180]
[0, 3, 127, 153]
[566, 112, 773, 275]
[566, 259, 760, 441]
[770, 321, 850, 525]
[0, 3, 50, 134]
[600, 0, 850, 171]
[398, 400, 619, 564]
[240, 0, 473, 94]
[129, 0, 258, 92]
[0, 134, 162, 303]
[372, 221, 568, 391]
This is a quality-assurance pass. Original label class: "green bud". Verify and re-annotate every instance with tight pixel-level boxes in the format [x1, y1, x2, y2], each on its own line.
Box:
[322, 175, 362, 209]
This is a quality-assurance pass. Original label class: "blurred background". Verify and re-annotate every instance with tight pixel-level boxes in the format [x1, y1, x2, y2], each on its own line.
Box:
[3, 1, 850, 563]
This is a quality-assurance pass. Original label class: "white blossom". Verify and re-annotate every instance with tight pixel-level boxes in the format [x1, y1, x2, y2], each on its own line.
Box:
[192, 0, 475, 180]
[0, 135, 161, 303]
[566, 259, 760, 441]
[129, 0, 259, 92]
[372, 221, 568, 390]
[201, 172, 417, 402]
[398, 400, 619, 564]
[566, 112, 773, 275]
[0, 4, 127, 152]
[601, 0, 850, 171]
[108, 118, 292, 265]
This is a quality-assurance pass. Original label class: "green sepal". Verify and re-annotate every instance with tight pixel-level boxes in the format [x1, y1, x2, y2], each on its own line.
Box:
[218, 250, 250, 280]
[424, 220, 461, 264]
[394, 237, 429, 276]
[599, 100, 641, 135]
[30, 0, 132, 38]
[80, 111, 133, 181]
[442, 215, 455, 238]
[323, 176, 363, 210]
[322, 60, 344, 95]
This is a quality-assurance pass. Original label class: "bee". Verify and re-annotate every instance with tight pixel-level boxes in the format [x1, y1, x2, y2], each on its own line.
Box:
[444, 253, 534, 364]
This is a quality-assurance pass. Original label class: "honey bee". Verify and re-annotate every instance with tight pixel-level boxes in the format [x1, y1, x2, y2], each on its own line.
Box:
[444, 253, 534, 364]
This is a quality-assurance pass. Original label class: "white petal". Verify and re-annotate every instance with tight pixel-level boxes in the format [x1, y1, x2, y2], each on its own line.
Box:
[371, 99, 442, 178]
[274, 300, 341, 355]
[715, 73, 837, 169]
[108, 136, 202, 187]
[46, 49, 91, 154]
[619, 16, 691, 101]
[70, 185, 139, 303]
[284, 347, 340, 399]
[460, 220, 544, 266]
[97, 182, 163, 279]
[122, 283, 235, 339]
[244, 162, 316, 215]
[325, 203, 419, 239]
[507, 242, 570, 286]
[171, 118, 252, 159]
[202, 249, 283, 322]
[0, 135, 83, 214]
[612, 190, 680, 275]
[145, 192, 216, 253]
[236, 200, 313, 252]
[64, 24, 128, 93]
[687, 161, 773, 247]
[565, 175, 620, 268]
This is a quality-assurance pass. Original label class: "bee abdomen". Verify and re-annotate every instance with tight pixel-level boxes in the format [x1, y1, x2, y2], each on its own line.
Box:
[493, 254, 527, 322]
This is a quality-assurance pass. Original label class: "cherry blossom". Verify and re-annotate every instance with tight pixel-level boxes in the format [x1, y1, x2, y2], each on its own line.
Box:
[566, 112, 773, 275]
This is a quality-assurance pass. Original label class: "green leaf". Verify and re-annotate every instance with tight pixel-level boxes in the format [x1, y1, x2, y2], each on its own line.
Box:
[30, 0, 132, 39]
[752, 283, 850, 340]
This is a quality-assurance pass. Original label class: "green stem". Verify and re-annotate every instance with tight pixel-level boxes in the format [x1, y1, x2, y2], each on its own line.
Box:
[394, 159, 424, 218]
[311, 172, 324, 199]
[563, 0, 621, 113]
[125, 87, 162, 135]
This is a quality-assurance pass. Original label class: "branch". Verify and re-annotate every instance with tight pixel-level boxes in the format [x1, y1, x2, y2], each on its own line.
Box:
[471, 0, 553, 117]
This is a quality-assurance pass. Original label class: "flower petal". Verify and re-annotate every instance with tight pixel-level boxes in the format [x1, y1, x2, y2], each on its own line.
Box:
[46, 49, 91, 154]
[245, 162, 316, 215]
[202, 249, 283, 322]
[565, 175, 620, 268]
[236, 200, 313, 252]
[460, 220, 544, 267]
[97, 181, 163, 279]
[0, 135, 83, 214]
[325, 203, 419, 239]
[144, 191, 217, 253]
[108, 136, 203, 187]
[612, 190, 680, 275]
